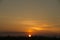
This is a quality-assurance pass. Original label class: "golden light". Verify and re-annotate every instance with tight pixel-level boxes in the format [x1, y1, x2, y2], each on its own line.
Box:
[28, 29, 33, 32]
[31, 27, 43, 31]
[28, 34, 31, 37]
[27, 29, 33, 36]
[26, 27, 44, 36]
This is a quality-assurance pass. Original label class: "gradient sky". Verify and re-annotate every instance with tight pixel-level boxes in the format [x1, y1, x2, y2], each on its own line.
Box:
[0, 0, 60, 35]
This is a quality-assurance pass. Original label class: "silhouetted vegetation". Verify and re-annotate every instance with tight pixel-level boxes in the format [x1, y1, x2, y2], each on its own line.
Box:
[0, 36, 60, 40]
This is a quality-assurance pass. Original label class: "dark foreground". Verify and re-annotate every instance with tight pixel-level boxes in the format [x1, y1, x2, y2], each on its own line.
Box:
[0, 36, 60, 40]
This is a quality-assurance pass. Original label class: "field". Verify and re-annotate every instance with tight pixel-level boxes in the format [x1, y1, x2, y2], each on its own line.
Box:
[0, 36, 60, 40]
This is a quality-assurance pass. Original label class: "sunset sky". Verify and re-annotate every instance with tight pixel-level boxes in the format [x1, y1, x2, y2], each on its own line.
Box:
[0, 0, 60, 35]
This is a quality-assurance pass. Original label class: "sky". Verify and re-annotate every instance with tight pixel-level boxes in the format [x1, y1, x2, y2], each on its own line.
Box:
[0, 0, 60, 35]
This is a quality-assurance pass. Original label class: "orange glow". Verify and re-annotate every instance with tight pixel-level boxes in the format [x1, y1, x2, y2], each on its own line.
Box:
[26, 27, 44, 36]
[28, 29, 33, 32]
[31, 27, 43, 31]
[27, 29, 33, 35]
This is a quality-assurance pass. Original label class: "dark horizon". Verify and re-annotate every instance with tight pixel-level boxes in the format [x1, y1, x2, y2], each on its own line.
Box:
[0, 31, 60, 37]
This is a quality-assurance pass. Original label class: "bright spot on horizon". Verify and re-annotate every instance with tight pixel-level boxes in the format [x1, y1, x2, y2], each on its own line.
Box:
[28, 34, 31, 37]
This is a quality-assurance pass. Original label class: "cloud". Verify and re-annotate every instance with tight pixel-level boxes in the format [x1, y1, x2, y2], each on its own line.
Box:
[0, 0, 2, 3]
[58, 0, 60, 4]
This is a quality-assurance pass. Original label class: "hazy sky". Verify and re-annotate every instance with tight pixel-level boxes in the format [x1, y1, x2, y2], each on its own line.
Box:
[0, 0, 60, 34]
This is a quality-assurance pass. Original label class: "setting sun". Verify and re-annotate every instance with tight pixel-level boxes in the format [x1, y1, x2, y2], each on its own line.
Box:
[28, 34, 31, 37]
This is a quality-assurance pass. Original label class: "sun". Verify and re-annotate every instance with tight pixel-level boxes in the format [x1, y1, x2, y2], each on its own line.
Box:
[28, 34, 31, 37]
